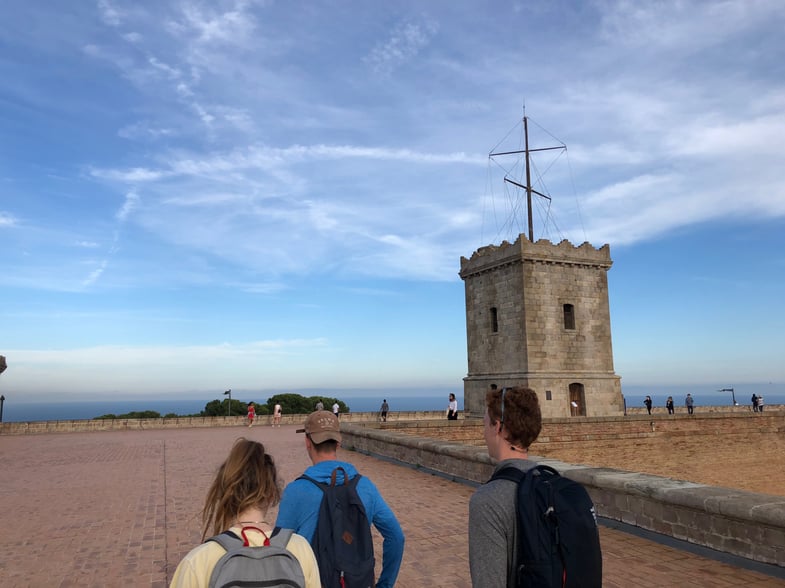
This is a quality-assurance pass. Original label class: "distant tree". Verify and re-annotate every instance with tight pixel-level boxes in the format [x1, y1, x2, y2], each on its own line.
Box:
[248, 402, 270, 416]
[201, 398, 248, 417]
[93, 410, 162, 419]
[123, 410, 162, 419]
[164, 413, 179, 418]
[94, 414, 118, 420]
[266, 393, 311, 415]
[309, 396, 349, 413]
[266, 393, 350, 415]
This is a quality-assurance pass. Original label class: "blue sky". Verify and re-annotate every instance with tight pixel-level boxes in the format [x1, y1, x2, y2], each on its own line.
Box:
[2, 0, 784, 404]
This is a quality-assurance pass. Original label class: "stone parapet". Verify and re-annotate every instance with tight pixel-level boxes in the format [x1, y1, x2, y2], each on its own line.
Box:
[626, 404, 784, 416]
[340, 416, 785, 568]
[564, 464, 785, 566]
[2, 405, 782, 436]
[0, 410, 449, 435]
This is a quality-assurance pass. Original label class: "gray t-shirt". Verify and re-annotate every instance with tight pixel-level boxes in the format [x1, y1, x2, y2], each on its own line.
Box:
[469, 458, 535, 588]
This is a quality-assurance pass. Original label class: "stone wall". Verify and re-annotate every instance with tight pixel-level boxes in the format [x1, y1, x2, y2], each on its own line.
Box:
[370, 407, 782, 439]
[0, 410, 447, 435]
[341, 411, 785, 567]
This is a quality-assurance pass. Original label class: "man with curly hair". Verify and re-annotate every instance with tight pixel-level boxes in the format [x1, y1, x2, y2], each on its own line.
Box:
[469, 386, 543, 588]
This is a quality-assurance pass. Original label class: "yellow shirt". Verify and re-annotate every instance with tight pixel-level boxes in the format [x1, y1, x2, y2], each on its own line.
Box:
[170, 526, 320, 588]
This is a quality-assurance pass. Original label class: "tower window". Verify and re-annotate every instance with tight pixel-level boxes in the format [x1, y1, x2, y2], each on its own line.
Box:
[490, 307, 498, 333]
[563, 304, 575, 330]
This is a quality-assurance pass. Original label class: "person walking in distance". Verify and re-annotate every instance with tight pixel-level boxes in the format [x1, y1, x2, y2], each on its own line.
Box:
[246, 402, 256, 427]
[666, 396, 674, 414]
[685, 393, 694, 415]
[170, 438, 321, 588]
[273, 403, 282, 427]
[644, 395, 653, 415]
[275, 410, 404, 588]
[380, 399, 389, 422]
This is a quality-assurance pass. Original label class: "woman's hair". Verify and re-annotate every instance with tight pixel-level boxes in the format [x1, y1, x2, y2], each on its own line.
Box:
[485, 386, 542, 450]
[201, 438, 281, 539]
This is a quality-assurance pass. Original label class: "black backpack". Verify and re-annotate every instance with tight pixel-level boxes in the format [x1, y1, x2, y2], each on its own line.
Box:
[299, 467, 376, 588]
[490, 464, 602, 588]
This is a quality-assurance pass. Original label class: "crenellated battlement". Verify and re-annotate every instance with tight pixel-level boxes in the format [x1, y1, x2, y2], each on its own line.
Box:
[459, 235, 611, 278]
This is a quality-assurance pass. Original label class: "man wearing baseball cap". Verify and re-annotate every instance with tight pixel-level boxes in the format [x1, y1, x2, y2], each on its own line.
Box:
[276, 410, 404, 587]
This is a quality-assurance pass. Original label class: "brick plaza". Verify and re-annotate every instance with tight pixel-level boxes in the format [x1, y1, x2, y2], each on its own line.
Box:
[0, 425, 782, 587]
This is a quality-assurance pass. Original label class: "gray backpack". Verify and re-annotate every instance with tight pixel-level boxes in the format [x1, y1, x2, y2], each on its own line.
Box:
[207, 526, 306, 588]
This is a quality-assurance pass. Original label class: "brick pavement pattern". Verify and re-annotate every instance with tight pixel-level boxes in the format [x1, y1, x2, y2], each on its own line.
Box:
[0, 426, 782, 587]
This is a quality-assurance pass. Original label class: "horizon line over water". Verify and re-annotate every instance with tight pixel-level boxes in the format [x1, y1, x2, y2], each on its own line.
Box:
[2, 383, 783, 423]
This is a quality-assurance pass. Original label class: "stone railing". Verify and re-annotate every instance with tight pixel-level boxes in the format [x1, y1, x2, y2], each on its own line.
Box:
[340, 420, 785, 568]
[626, 404, 783, 416]
[0, 410, 450, 435]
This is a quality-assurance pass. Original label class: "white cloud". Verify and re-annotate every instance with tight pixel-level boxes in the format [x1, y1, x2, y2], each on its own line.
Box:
[116, 191, 140, 222]
[178, 0, 259, 44]
[92, 167, 169, 182]
[118, 122, 174, 140]
[364, 18, 439, 75]
[148, 56, 182, 80]
[92, 143, 483, 184]
[0, 212, 18, 227]
[82, 259, 109, 287]
[671, 112, 785, 158]
[97, 0, 123, 27]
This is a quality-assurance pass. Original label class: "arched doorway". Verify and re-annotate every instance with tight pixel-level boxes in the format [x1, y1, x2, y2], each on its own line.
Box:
[569, 383, 586, 416]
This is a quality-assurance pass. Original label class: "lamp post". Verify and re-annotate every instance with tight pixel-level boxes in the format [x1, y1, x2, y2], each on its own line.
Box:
[718, 387, 737, 406]
[224, 389, 232, 417]
[0, 355, 6, 422]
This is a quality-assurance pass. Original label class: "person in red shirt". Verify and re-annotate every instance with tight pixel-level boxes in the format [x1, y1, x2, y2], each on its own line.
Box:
[247, 402, 256, 427]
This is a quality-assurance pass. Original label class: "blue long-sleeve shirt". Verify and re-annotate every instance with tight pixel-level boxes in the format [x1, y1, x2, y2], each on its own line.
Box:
[276, 460, 405, 588]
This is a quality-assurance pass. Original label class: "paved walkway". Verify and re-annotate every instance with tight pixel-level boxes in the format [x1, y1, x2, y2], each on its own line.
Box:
[0, 425, 782, 587]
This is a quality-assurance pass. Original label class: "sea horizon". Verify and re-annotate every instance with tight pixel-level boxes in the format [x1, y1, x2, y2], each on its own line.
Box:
[1, 382, 782, 423]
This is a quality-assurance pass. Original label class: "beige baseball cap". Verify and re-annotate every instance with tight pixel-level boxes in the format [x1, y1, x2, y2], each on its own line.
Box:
[296, 410, 342, 444]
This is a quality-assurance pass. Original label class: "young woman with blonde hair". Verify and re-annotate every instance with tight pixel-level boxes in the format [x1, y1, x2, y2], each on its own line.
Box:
[170, 438, 320, 587]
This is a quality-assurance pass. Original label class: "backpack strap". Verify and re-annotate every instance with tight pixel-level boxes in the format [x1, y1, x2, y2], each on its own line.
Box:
[206, 530, 244, 552]
[489, 463, 560, 484]
[209, 528, 295, 551]
[269, 527, 294, 548]
[489, 466, 525, 484]
[298, 468, 361, 489]
[298, 473, 328, 491]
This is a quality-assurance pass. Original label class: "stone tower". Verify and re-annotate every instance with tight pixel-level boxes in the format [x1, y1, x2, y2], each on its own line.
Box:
[459, 235, 623, 418]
